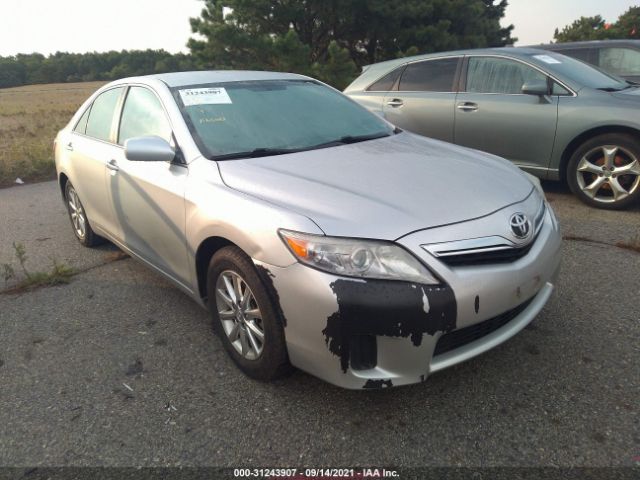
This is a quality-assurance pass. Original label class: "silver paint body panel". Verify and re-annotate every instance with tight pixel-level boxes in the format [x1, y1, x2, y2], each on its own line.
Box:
[55, 71, 561, 389]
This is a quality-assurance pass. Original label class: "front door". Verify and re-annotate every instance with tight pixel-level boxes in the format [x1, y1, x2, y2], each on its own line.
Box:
[454, 56, 559, 173]
[106, 86, 191, 288]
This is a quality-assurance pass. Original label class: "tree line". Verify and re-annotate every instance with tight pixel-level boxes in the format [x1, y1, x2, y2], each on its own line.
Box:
[188, 0, 516, 89]
[0, 50, 195, 89]
[554, 6, 640, 43]
[1, 0, 515, 90]
[2, 2, 639, 91]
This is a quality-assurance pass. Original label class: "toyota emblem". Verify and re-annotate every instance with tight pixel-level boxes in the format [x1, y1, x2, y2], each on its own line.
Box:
[509, 212, 531, 239]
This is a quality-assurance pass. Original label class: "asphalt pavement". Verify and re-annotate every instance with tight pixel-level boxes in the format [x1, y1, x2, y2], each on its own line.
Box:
[0, 180, 638, 469]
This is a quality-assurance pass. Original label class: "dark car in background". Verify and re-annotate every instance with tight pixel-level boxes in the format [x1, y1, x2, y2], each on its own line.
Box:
[345, 48, 640, 210]
[535, 40, 640, 83]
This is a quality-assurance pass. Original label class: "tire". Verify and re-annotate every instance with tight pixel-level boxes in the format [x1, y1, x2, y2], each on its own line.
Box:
[567, 133, 640, 210]
[207, 246, 291, 381]
[64, 181, 104, 247]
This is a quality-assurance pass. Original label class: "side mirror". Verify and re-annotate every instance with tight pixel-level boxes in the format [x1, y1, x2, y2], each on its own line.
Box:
[124, 136, 175, 162]
[521, 81, 549, 96]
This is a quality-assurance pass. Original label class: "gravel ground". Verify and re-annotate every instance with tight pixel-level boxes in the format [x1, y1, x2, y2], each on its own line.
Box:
[0, 181, 638, 473]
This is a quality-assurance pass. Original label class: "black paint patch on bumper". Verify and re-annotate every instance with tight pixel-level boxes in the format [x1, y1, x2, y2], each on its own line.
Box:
[323, 279, 457, 373]
[363, 379, 393, 389]
[255, 265, 288, 327]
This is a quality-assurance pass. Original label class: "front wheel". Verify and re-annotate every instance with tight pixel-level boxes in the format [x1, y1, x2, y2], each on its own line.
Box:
[207, 246, 291, 381]
[567, 133, 640, 209]
[64, 181, 104, 247]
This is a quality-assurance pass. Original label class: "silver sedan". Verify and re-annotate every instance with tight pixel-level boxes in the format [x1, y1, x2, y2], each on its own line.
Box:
[55, 71, 561, 389]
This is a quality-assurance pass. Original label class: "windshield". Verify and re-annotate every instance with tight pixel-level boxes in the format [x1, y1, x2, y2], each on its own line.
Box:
[172, 80, 394, 159]
[526, 52, 629, 91]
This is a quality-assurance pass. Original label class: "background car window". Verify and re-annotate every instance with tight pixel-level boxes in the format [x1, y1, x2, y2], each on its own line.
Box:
[118, 87, 172, 145]
[466, 57, 547, 94]
[524, 51, 627, 90]
[558, 48, 594, 63]
[85, 88, 123, 142]
[599, 47, 640, 76]
[367, 68, 402, 91]
[398, 58, 459, 92]
[74, 106, 91, 134]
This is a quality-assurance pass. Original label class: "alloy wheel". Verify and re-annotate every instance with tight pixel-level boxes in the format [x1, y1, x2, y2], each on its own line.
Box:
[576, 145, 640, 204]
[67, 186, 87, 239]
[215, 270, 265, 360]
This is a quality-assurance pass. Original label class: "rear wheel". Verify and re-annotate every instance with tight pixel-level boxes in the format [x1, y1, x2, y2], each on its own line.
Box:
[64, 181, 104, 247]
[567, 133, 640, 209]
[207, 246, 291, 381]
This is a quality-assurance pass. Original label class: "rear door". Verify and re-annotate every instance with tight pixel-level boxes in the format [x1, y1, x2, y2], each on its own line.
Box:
[106, 85, 191, 287]
[382, 57, 461, 142]
[453, 56, 559, 173]
[67, 87, 125, 232]
[348, 68, 403, 117]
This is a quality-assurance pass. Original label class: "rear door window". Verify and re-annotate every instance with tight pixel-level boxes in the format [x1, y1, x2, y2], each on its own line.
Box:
[118, 87, 172, 145]
[398, 58, 459, 92]
[74, 106, 91, 134]
[85, 87, 124, 142]
[367, 68, 402, 92]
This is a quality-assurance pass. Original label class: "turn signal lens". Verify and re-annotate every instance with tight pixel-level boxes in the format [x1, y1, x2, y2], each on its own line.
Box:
[284, 235, 309, 259]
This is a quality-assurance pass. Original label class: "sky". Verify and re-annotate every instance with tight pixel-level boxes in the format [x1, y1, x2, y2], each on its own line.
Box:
[504, 0, 638, 45]
[0, 0, 638, 57]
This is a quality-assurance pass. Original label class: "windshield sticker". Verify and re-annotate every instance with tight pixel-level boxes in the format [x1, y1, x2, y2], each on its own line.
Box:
[179, 87, 232, 106]
[533, 54, 562, 65]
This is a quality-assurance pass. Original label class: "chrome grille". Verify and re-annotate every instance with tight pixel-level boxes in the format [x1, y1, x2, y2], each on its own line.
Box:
[422, 202, 546, 267]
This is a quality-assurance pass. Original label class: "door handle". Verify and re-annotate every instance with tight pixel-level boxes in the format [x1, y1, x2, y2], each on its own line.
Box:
[457, 102, 478, 112]
[65, 142, 74, 151]
[386, 98, 404, 108]
[106, 159, 119, 172]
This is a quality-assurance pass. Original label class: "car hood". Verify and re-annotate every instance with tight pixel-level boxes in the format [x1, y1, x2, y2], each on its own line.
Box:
[217, 132, 534, 240]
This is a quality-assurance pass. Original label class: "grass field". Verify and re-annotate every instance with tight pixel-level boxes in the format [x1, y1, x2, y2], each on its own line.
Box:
[0, 81, 106, 188]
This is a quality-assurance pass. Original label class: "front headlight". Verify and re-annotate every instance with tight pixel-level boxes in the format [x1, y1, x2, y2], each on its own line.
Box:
[279, 230, 440, 284]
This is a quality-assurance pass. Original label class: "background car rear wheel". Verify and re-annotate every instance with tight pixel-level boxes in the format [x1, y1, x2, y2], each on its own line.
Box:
[207, 246, 291, 381]
[64, 181, 104, 247]
[567, 133, 640, 209]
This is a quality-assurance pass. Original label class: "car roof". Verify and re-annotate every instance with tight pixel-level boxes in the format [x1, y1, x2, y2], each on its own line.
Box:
[344, 47, 558, 92]
[368, 46, 548, 65]
[110, 70, 312, 88]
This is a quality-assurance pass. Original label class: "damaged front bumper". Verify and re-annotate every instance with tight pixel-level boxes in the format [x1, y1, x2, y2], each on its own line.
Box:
[257, 205, 562, 390]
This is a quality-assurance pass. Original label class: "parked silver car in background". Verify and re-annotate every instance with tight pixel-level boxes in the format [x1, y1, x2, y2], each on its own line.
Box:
[345, 47, 640, 209]
[55, 71, 561, 389]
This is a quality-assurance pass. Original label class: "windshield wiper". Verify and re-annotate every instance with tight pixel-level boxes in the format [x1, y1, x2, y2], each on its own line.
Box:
[211, 129, 399, 160]
[598, 85, 633, 92]
[336, 131, 393, 144]
[303, 130, 397, 151]
[212, 147, 301, 161]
